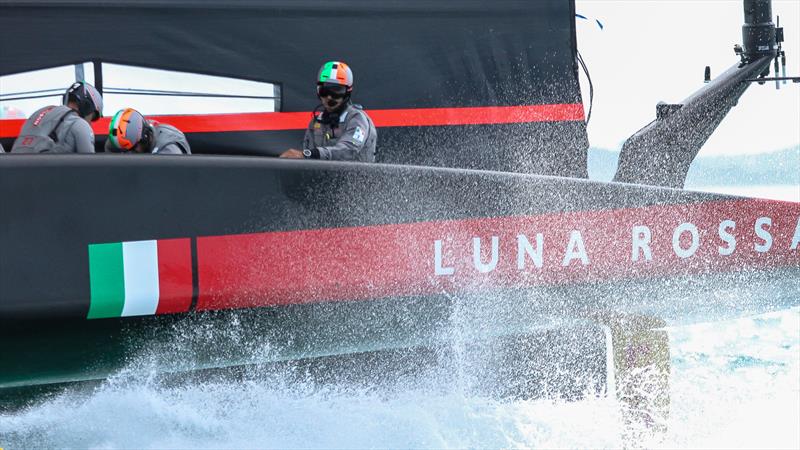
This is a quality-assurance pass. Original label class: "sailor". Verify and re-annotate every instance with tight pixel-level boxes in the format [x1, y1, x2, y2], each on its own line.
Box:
[11, 81, 102, 153]
[280, 61, 376, 161]
[106, 108, 191, 154]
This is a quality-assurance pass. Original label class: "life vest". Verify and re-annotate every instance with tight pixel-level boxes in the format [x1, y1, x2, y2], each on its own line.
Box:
[151, 123, 191, 154]
[12, 106, 78, 153]
[310, 103, 376, 162]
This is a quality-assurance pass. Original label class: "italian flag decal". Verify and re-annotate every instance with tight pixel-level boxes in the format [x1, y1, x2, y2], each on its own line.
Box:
[87, 238, 193, 319]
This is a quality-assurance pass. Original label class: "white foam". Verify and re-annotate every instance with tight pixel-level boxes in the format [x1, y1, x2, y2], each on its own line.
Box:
[2, 308, 797, 449]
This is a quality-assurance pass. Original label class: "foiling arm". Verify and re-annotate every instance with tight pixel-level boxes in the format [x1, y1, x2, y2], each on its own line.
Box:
[613, 0, 786, 188]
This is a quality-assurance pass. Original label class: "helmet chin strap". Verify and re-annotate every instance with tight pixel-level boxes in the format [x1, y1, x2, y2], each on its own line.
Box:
[326, 93, 350, 110]
[317, 95, 350, 128]
[139, 121, 155, 152]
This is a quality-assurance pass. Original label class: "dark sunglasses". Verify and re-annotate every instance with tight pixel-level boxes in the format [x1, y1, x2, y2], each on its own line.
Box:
[317, 86, 348, 99]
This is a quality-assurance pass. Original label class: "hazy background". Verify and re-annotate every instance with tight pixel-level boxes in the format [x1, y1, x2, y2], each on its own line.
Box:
[575, 0, 799, 156]
[575, 0, 799, 201]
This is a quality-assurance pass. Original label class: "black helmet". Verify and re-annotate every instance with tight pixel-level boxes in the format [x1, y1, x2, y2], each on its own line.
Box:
[63, 81, 103, 121]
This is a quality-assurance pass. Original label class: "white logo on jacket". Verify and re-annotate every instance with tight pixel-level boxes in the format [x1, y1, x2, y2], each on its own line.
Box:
[353, 126, 365, 143]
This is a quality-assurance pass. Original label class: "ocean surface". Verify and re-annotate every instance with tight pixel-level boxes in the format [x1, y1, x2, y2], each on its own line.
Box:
[1, 185, 798, 449]
[1, 307, 797, 449]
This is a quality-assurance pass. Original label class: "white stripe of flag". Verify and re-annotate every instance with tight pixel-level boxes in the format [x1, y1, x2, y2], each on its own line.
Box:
[121, 240, 160, 317]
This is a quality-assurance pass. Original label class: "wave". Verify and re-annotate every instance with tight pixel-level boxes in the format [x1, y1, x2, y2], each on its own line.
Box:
[2, 308, 797, 449]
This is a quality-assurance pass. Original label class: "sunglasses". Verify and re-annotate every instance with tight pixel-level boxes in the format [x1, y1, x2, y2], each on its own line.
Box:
[317, 86, 348, 99]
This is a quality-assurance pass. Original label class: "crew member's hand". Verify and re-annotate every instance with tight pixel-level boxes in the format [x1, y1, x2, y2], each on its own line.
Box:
[279, 149, 304, 159]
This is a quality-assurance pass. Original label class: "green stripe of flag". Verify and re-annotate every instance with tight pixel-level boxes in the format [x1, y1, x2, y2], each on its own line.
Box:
[88, 242, 125, 319]
[320, 61, 335, 82]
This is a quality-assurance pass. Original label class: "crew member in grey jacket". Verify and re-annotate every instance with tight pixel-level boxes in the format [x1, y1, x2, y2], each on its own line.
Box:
[280, 61, 376, 162]
[11, 81, 103, 154]
[105, 108, 191, 155]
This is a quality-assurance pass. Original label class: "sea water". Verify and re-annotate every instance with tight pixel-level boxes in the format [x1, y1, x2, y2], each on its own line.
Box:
[0, 307, 797, 449]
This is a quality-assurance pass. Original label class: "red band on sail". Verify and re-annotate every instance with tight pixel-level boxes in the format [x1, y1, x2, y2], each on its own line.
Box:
[0, 104, 585, 138]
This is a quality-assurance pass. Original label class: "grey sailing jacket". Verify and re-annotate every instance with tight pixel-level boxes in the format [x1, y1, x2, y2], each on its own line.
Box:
[11, 105, 95, 154]
[302, 103, 376, 162]
[151, 123, 191, 154]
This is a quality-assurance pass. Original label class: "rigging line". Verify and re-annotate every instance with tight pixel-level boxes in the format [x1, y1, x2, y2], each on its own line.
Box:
[103, 87, 277, 100]
[103, 91, 276, 100]
[105, 86, 237, 95]
[0, 93, 63, 102]
[743, 76, 800, 83]
[0, 88, 64, 98]
[577, 50, 594, 126]
[3, 91, 277, 102]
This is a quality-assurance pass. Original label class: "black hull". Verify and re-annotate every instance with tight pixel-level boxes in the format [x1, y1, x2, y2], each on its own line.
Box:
[1, 155, 797, 391]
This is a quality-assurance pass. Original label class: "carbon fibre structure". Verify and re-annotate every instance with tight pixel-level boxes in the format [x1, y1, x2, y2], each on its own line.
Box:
[614, 0, 785, 188]
[0, 0, 798, 408]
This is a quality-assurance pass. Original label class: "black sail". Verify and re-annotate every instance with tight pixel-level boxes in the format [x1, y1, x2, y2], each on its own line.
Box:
[0, 0, 588, 176]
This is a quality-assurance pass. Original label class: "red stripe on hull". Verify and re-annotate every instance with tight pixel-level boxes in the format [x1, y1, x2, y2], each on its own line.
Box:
[155, 238, 193, 315]
[0, 104, 585, 138]
[195, 199, 799, 312]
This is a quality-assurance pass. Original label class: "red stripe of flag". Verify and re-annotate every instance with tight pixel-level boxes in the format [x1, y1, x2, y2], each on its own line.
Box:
[0, 104, 585, 138]
[156, 238, 193, 315]
[195, 199, 799, 312]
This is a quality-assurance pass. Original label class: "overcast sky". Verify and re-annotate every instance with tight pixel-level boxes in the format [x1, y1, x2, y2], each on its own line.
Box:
[575, 0, 800, 155]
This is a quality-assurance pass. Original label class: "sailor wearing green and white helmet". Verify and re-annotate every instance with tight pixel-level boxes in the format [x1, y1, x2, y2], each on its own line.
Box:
[105, 108, 191, 155]
[280, 61, 376, 162]
[11, 81, 102, 154]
